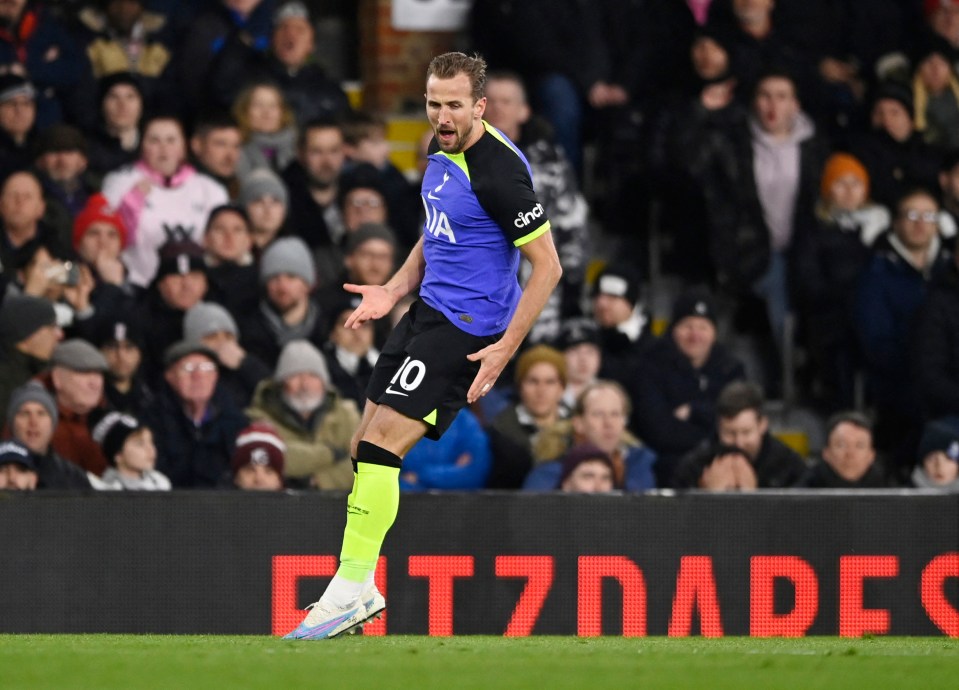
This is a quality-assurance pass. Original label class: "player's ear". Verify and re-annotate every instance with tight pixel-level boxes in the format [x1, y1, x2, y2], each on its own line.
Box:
[474, 96, 487, 118]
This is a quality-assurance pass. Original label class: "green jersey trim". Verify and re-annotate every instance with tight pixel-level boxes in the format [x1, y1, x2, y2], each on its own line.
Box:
[514, 221, 551, 247]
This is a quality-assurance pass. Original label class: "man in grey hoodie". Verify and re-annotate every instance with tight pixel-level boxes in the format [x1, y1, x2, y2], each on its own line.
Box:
[700, 68, 828, 392]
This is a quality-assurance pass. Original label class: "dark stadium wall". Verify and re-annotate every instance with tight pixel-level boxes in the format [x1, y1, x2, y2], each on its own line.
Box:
[1, 493, 957, 636]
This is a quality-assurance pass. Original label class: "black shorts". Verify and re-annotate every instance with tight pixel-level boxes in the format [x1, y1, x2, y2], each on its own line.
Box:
[367, 299, 503, 439]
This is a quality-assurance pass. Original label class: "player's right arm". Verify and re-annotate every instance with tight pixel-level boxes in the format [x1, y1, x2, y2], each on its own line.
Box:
[344, 237, 426, 329]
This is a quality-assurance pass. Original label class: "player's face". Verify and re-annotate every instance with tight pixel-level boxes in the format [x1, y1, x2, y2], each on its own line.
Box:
[718, 409, 767, 461]
[823, 422, 875, 482]
[425, 73, 486, 154]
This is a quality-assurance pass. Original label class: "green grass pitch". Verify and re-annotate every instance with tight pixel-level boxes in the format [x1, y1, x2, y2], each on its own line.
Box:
[2, 635, 958, 689]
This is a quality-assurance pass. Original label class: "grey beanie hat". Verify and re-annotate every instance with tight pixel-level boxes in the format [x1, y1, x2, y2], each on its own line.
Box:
[51, 339, 109, 372]
[239, 168, 289, 207]
[260, 236, 316, 285]
[6, 380, 59, 431]
[183, 302, 238, 344]
[275, 339, 330, 384]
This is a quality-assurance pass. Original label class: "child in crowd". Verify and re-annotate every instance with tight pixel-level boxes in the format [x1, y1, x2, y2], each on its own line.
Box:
[231, 422, 286, 492]
[90, 410, 170, 490]
[912, 419, 959, 490]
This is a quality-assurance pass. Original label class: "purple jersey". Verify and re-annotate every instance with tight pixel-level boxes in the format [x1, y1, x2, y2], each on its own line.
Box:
[419, 121, 551, 336]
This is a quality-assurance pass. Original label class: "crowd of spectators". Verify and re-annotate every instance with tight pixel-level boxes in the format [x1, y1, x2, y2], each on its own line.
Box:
[4, 0, 959, 495]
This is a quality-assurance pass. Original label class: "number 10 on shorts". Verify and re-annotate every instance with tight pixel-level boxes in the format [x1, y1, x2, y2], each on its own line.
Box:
[391, 356, 427, 392]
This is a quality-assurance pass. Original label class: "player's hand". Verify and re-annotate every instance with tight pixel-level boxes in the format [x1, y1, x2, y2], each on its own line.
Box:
[465, 340, 512, 403]
[343, 283, 393, 329]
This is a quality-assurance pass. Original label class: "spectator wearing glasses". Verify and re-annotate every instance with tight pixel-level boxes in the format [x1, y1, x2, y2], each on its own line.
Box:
[856, 186, 952, 481]
[143, 340, 247, 487]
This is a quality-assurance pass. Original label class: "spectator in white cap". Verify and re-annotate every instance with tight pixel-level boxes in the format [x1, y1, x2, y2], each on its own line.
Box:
[0, 439, 38, 490]
[89, 409, 170, 491]
[183, 301, 269, 408]
[7, 380, 91, 489]
[590, 262, 656, 385]
[246, 339, 360, 489]
[239, 235, 326, 369]
[231, 421, 286, 491]
[239, 167, 289, 251]
[92, 313, 153, 416]
[140, 237, 211, 384]
[41, 338, 110, 476]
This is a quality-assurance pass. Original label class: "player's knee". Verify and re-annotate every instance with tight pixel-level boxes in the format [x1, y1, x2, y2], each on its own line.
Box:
[356, 440, 403, 469]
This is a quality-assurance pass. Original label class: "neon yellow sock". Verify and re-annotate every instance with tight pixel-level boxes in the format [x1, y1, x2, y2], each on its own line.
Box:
[338, 461, 400, 583]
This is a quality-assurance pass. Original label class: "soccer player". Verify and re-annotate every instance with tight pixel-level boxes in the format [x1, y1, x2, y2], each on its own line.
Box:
[284, 52, 562, 639]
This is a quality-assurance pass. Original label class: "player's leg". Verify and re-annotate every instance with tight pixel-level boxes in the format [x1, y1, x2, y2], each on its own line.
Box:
[332, 406, 426, 597]
[283, 406, 426, 640]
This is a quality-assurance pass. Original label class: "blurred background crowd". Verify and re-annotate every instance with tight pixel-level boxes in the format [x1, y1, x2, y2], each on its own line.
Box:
[3, 0, 959, 496]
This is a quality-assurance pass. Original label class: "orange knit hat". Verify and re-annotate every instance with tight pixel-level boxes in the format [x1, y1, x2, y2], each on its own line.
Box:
[820, 153, 870, 202]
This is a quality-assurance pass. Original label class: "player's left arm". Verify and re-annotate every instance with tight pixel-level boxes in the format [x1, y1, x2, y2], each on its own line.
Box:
[466, 231, 562, 403]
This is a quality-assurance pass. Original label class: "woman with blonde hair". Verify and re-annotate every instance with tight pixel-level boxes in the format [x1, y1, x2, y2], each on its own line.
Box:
[232, 81, 298, 178]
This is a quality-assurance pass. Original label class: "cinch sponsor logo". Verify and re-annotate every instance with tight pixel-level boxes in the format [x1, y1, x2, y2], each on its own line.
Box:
[514, 203, 545, 229]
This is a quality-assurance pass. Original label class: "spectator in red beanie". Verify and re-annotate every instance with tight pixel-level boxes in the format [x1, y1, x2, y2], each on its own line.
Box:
[231, 422, 286, 491]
